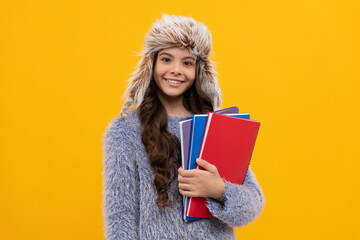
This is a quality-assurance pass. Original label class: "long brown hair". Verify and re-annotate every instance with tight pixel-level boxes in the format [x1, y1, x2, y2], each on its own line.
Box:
[139, 51, 213, 212]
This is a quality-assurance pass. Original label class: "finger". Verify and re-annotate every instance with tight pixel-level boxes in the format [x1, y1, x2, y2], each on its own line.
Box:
[179, 188, 199, 197]
[196, 158, 217, 173]
[178, 175, 193, 184]
[178, 188, 190, 197]
[178, 167, 194, 176]
[178, 183, 192, 191]
[178, 169, 198, 178]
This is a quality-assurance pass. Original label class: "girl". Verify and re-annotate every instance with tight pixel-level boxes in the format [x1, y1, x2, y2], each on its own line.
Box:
[102, 14, 265, 239]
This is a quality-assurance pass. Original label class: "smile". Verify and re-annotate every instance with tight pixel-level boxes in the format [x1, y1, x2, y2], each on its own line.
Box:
[164, 78, 185, 85]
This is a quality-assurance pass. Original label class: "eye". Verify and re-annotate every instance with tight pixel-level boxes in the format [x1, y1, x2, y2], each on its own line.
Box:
[184, 61, 194, 66]
[161, 57, 170, 62]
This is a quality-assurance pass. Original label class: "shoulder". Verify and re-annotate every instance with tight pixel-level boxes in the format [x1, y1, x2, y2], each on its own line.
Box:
[102, 109, 141, 149]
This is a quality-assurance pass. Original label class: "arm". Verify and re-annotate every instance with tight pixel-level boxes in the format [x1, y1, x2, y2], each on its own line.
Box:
[206, 166, 265, 227]
[102, 123, 140, 239]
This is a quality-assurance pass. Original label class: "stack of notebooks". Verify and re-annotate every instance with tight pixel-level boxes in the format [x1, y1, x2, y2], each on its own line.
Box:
[179, 107, 261, 222]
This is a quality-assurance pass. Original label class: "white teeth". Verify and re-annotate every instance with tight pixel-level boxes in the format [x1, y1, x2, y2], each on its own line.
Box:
[166, 79, 182, 84]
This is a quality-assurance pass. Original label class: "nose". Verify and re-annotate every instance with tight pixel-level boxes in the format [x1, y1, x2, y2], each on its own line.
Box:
[170, 62, 182, 75]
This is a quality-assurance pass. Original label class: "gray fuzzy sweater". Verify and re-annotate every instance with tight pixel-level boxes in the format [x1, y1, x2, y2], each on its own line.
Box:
[102, 110, 265, 240]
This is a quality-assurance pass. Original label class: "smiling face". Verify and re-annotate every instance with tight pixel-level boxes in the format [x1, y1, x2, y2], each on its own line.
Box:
[153, 47, 196, 103]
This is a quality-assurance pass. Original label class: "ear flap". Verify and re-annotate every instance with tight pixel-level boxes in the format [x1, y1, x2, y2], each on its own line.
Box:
[198, 60, 222, 111]
[120, 54, 155, 118]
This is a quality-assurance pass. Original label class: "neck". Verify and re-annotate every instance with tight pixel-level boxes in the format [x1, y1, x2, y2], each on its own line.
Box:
[157, 92, 191, 117]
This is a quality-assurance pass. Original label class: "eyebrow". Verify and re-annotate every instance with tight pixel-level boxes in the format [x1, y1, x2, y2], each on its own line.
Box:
[159, 52, 196, 61]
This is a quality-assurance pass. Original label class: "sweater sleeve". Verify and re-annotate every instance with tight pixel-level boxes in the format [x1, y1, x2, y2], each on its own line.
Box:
[206, 166, 265, 227]
[102, 120, 140, 240]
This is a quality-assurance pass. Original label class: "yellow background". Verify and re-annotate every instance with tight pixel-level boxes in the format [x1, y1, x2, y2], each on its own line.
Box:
[1, 0, 359, 239]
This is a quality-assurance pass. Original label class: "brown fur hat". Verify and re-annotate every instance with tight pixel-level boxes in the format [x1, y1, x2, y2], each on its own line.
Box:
[120, 13, 222, 117]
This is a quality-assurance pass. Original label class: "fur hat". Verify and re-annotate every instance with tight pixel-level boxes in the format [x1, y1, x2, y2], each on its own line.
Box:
[120, 13, 222, 117]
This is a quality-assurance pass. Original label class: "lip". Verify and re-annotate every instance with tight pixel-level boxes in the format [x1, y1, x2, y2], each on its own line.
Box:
[164, 78, 185, 82]
[164, 78, 185, 87]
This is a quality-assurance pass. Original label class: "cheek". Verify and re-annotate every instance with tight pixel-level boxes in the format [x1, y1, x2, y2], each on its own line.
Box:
[153, 65, 166, 85]
[154, 61, 168, 75]
[185, 69, 196, 82]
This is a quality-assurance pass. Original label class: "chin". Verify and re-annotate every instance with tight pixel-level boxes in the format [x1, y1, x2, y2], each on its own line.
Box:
[163, 92, 184, 98]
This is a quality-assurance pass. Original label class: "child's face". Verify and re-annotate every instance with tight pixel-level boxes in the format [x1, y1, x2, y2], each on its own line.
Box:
[153, 47, 196, 101]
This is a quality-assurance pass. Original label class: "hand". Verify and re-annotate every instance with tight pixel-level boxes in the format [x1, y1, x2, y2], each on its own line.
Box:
[178, 158, 225, 201]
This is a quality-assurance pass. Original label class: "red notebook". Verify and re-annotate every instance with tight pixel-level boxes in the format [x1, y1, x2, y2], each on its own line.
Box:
[186, 112, 261, 218]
